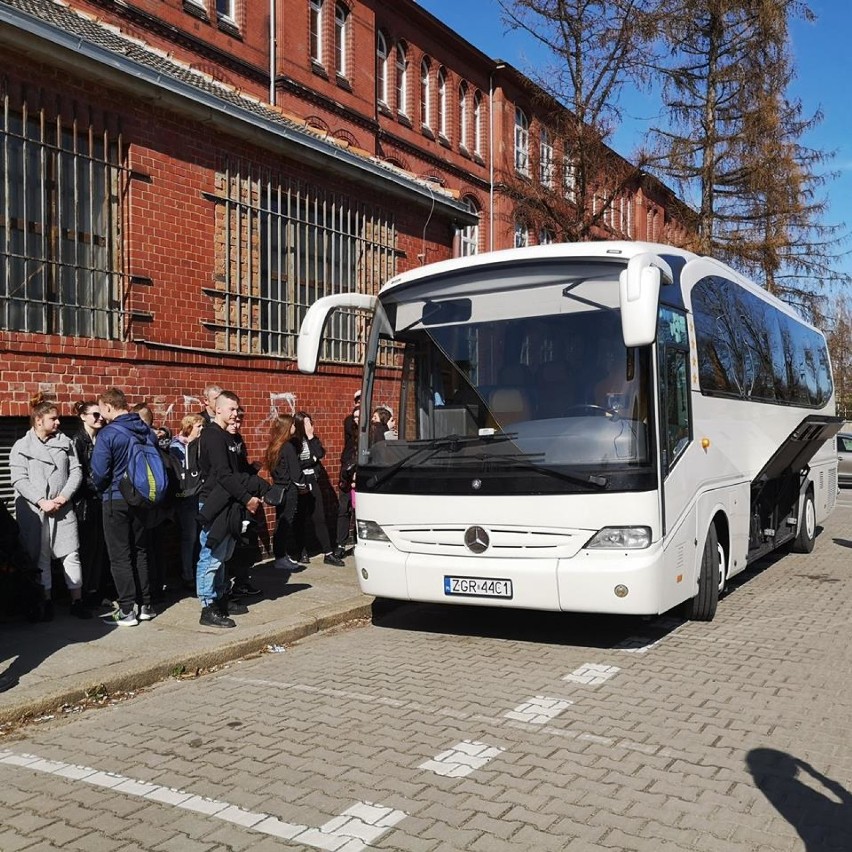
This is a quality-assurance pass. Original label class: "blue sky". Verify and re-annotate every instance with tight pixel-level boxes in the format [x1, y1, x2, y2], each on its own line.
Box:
[418, 0, 852, 285]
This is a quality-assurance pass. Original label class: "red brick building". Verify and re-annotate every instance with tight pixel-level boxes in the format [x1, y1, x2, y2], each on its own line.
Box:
[0, 0, 692, 505]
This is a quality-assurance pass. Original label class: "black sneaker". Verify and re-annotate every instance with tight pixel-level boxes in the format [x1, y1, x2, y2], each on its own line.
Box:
[333, 546, 346, 560]
[199, 606, 235, 628]
[298, 551, 311, 565]
[70, 600, 93, 620]
[231, 582, 262, 598]
[217, 598, 248, 616]
[274, 556, 302, 572]
[323, 553, 345, 567]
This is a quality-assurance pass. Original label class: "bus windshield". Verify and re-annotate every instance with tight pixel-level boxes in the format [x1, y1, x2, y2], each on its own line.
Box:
[362, 269, 656, 495]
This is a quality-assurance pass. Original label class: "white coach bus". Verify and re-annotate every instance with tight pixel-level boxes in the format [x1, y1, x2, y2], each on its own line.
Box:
[298, 242, 842, 620]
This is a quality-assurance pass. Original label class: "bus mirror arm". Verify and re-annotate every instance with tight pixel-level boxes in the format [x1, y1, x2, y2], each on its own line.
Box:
[619, 253, 673, 347]
[297, 293, 378, 373]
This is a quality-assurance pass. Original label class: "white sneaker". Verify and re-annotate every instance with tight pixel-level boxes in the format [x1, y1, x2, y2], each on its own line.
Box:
[138, 604, 157, 621]
[111, 608, 138, 627]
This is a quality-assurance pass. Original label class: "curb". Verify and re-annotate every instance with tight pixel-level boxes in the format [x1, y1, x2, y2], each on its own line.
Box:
[0, 595, 374, 729]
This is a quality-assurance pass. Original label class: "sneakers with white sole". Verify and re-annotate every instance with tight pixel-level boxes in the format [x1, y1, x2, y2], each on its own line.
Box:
[138, 604, 157, 621]
[111, 608, 138, 627]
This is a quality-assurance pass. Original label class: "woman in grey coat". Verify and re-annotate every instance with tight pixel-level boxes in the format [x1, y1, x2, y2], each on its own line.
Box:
[9, 394, 91, 620]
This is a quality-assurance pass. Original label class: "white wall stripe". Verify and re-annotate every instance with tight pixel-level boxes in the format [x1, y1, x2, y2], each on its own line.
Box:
[0, 750, 405, 851]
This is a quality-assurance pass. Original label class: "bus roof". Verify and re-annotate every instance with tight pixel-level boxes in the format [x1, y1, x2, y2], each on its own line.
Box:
[380, 241, 699, 296]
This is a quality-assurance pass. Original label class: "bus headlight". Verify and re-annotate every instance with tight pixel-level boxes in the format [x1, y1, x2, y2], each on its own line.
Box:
[585, 526, 651, 549]
[356, 520, 391, 542]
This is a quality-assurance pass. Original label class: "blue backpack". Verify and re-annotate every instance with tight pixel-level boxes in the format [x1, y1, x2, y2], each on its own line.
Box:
[112, 423, 170, 508]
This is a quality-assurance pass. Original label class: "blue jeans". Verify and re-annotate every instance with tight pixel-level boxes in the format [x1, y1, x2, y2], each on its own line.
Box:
[196, 508, 236, 607]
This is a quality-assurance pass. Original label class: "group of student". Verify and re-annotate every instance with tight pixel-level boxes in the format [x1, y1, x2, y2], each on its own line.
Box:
[5, 385, 357, 631]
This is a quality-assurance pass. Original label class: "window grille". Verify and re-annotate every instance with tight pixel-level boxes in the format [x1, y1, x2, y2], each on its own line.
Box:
[209, 160, 397, 365]
[0, 96, 125, 339]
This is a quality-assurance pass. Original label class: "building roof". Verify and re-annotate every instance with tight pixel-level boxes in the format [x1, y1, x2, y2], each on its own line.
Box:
[0, 0, 477, 224]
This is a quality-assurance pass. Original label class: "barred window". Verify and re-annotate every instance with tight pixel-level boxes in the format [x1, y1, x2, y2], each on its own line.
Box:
[0, 102, 124, 338]
[210, 161, 397, 364]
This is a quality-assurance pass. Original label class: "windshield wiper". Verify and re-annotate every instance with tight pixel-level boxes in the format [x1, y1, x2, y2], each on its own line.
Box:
[489, 454, 609, 489]
[365, 433, 512, 488]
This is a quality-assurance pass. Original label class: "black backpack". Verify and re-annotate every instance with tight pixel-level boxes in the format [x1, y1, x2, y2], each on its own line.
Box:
[177, 439, 203, 498]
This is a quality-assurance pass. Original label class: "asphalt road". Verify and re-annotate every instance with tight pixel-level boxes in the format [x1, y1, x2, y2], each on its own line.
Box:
[1, 496, 851, 852]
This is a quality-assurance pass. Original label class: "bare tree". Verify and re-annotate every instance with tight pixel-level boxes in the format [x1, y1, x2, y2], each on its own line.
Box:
[498, 0, 658, 240]
[826, 295, 852, 418]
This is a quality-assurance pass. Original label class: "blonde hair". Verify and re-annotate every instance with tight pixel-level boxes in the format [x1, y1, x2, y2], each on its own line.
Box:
[180, 413, 204, 437]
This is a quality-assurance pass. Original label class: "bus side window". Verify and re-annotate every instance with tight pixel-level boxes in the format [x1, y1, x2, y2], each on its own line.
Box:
[658, 307, 691, 473]
[665, 349, 690, 468]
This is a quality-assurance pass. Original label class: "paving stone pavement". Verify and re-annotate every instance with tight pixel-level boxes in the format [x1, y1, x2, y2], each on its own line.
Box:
[0, 497, 850, 851]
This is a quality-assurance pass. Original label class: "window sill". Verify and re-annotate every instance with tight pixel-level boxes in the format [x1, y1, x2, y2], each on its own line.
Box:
[336, 74, 352, 92]
[183, 1, 209, 22]
[217, 17, 241, 38]
[378, 101, 392, 118]
[473, 152, 485, 166]
[397, 112, 412, 128]
[438, 133, 451, 149]
[311, 61, 329, 80]
[459, 143, 471, 159]
[421, 124, 435, 140]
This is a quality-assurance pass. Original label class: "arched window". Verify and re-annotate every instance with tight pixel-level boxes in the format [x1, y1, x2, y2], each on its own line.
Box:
[514, 108, 529, 176]
[334, 3, 348, 77]
[458, 82, 468, 150]
[309, 0, 323, 65]
[460, 196, 480, 256]
[538, 227, 555, 245]
[539, 128, 553, 188]
[514, 219, 529, 248]
[376, 31, 388, 105]
[420, 57, 431, 128]
[473, 90, 483, 154]
[396, 42, 408, 115]
[438, 67, 448, 138]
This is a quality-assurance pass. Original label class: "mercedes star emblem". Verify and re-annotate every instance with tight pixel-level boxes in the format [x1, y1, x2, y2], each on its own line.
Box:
[464, 525, 490, 554]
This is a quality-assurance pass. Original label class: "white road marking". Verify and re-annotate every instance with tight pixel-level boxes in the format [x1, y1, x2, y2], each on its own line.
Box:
[419, 740, 505, 778]
[0, 750, 405, 851]
[612, 616, 685, 653]
[562, 663, 621, 685]
[504, 695, 573, 725]
[223, 677, 674, 758]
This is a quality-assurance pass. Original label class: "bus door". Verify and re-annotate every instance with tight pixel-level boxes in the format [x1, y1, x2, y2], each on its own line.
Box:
[655, 305, 699, 601]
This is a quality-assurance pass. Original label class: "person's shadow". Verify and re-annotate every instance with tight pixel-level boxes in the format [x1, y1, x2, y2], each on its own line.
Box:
[746, 748, 852, 851]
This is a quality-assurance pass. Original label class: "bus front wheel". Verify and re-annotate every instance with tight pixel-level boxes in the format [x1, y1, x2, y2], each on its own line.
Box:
[683, 524, 722, 622]
[791, 491, 816, 554]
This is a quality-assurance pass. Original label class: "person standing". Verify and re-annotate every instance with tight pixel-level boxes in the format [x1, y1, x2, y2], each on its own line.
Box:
[72, 399, 110, 606]
[291, 411, 344, 567]
[169, 413, 204, 592]
[200, 385, 222, 424]
[90, 387, 157, 626]
[9, 394, 90, 620]
[195, 391, 266, 628]
[264, 415, 303, 572]
[335, 406, 359, 558]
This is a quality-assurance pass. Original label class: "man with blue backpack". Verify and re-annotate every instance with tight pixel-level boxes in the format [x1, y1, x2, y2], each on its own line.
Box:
[91, 387, 168, 626]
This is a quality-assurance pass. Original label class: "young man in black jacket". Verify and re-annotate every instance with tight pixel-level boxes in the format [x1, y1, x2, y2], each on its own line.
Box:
[195, 390, 266, 628]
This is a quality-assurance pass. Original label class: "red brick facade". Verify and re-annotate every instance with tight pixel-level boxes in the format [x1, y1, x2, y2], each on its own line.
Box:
[0, 0, 692, 489]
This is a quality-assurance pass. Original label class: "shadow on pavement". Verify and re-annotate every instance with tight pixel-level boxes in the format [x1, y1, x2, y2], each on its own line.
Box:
[746, 748, 852, 852]
[832, 537, 852, 549]
[371, 599, 686, 650]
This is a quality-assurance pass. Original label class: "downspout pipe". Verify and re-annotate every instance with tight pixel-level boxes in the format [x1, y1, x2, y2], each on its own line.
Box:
[269, 0, 276, 103]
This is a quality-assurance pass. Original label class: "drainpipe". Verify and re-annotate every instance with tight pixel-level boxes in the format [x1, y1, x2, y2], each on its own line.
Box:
[269, 0, 276, 103]
[488, 69, 494, 251]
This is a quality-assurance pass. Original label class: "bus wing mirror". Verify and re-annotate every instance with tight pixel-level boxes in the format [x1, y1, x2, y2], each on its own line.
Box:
[297, 293, 378, 373]
[619, 253, 673, 346]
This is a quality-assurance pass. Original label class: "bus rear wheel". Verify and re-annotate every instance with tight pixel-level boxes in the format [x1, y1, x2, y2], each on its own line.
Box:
[791, 490, 816, 553]
[683, 524, 722, 622]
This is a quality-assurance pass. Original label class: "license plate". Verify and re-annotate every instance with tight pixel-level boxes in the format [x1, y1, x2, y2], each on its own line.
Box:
[444, 576, 513, 599]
